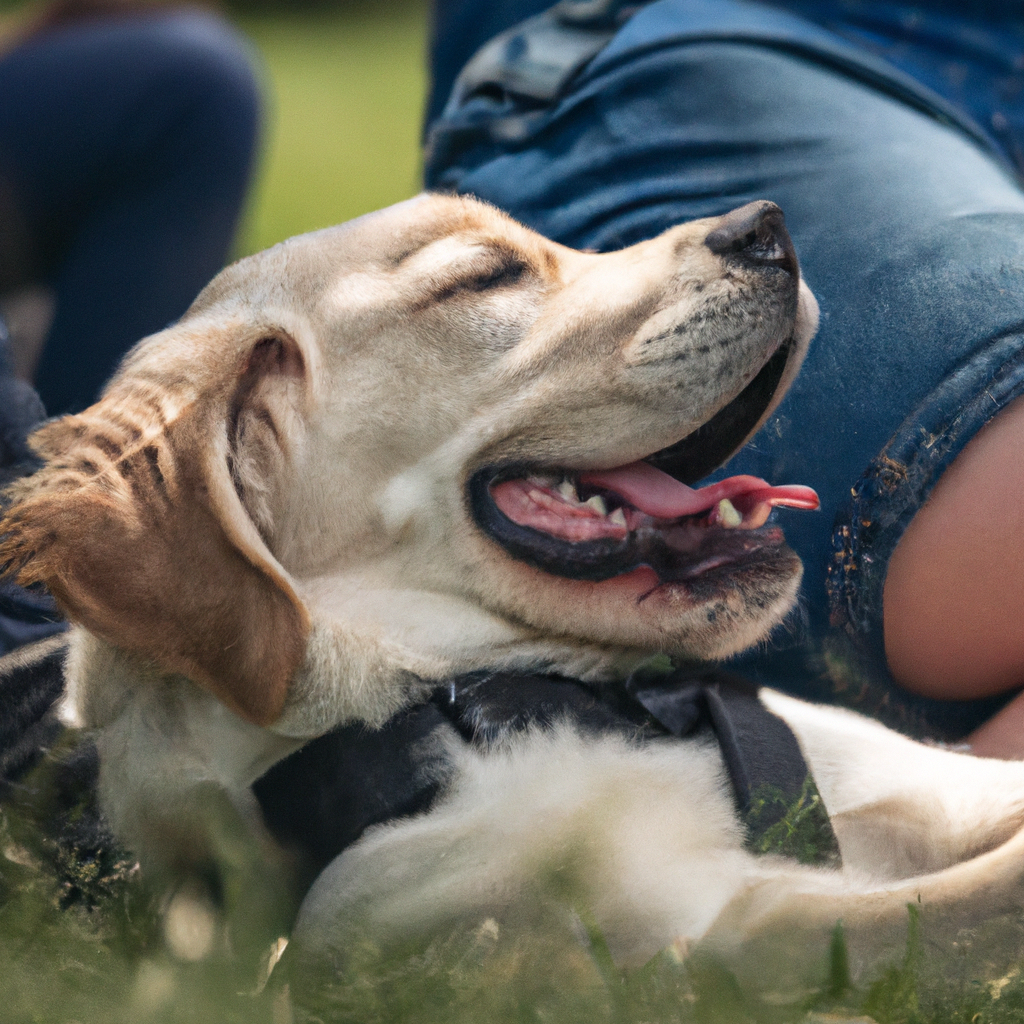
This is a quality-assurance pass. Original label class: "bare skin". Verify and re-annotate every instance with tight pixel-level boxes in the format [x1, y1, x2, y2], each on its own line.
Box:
[884, 393, 1024, 759]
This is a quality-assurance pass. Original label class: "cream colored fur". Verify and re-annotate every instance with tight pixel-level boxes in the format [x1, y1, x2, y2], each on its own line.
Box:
[291, 695, 1024, 990]
[5, 194, 1024, 985]
[1, 194, 816, 863]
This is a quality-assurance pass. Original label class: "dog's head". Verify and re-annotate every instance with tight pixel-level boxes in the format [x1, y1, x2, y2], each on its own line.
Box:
[0, 195, 818, 728]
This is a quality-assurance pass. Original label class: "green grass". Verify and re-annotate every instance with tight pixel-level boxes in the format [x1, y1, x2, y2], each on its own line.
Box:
[6, 734, 1024, 1024]
[235, 2, 428, 257]
[9, 792, 1024, 1024]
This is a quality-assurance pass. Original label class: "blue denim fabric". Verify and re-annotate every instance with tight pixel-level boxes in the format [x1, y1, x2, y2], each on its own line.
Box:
[770, 2, 1024, 169]
[426, 0, 1024, 736]
[0, 10, 262, 414]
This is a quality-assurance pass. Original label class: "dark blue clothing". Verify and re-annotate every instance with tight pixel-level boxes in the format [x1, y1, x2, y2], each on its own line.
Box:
[0, 9, 261, 653]
[0, 10, 261, 414]
[426, 0, 1024, 737]
[0, 316, 64, 653]
[430, 1, 1024, 139]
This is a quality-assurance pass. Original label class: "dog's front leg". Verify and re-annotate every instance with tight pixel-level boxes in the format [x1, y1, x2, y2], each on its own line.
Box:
[95, 682, 302, 971]
[762, 690, 1024, 877]
[700, 820, 1024, 995]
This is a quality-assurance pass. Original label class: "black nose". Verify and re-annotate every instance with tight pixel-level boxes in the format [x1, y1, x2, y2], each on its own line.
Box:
[704, 201, 798, 277]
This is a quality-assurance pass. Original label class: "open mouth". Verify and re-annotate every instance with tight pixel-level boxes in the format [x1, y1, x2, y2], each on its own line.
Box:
[469, 339, 818, 585]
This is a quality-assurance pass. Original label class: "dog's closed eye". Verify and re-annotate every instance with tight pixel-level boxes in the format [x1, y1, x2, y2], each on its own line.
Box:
[459, 254, 530, 293]
[429, 246, 534, 305]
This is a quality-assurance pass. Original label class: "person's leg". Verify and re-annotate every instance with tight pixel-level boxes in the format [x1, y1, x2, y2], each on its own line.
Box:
[884, 390, 1024, 757]
[427, 0, 552, 125]
[0, 10, 262, 413]
[428, 34, 1024, 735]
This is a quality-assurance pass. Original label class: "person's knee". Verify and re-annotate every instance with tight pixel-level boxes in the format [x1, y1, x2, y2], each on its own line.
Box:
[140, 11, 263, 158]
[885, 393, 1024, 701]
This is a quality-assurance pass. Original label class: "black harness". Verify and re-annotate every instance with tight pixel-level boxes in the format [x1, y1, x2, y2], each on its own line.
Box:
[255, 667, 840, 882]
[0, 643, 841, 908]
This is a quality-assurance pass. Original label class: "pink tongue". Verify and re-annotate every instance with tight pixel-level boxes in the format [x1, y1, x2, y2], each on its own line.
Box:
[578, 461, 819, 518]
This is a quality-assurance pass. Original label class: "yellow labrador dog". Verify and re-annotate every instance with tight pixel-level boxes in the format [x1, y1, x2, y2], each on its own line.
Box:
[4, 194, 1024, 988]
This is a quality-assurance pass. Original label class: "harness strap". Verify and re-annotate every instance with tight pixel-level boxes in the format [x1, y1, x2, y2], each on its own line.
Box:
[438, 667, 841, 866]
[624, 666, 840, 864]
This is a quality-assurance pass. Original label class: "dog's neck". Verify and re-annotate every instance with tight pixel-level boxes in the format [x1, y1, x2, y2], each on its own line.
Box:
[61, 611, 651, 784]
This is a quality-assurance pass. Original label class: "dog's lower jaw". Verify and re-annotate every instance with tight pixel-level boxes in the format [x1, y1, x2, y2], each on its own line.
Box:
[275, 553, 805, 741]
[462, 549, 804, 669]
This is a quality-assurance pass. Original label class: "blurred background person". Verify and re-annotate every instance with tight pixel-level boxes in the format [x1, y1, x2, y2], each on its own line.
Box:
[0, 0, 262, 650]
[0, 0, 261, 415]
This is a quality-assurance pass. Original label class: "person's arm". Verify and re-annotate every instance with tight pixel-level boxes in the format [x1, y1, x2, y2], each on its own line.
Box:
[964, 690, 1024, 759]
[884, 392, 1024, 757]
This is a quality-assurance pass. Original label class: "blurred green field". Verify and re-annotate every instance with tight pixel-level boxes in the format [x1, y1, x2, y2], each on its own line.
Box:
[236, 1, 429, 256]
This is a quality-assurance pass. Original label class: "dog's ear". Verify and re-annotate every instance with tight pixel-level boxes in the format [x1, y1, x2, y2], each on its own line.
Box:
[0, 335, 311, 727]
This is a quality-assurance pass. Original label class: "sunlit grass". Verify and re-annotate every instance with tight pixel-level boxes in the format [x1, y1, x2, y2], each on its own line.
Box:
[235, 1, 428, 257]
[5, 734, 1024, 1024]
[8, 780, 1024, 1024]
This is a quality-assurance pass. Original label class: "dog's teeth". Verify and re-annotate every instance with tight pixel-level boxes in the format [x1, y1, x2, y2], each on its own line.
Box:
[585, 495, 607, 515]
[717, 498, 743, 528]
[558, 479, 578, 502]
[527, 474, 558, 488]
[609, 508, 627, 528]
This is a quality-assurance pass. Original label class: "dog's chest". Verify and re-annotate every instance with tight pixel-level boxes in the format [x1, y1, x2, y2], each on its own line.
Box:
[254, 668, 841, 879]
